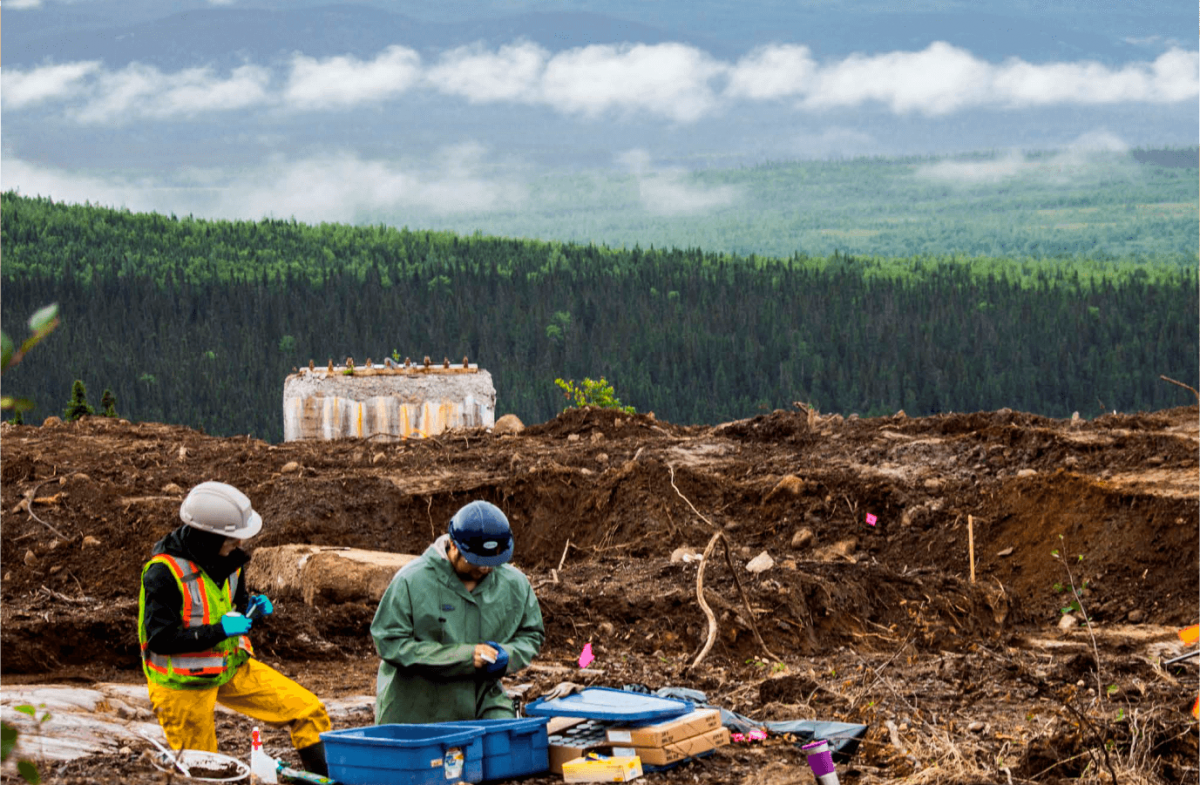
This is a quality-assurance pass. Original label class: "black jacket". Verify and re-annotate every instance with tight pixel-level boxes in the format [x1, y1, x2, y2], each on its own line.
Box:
[141, 525, 251, 655]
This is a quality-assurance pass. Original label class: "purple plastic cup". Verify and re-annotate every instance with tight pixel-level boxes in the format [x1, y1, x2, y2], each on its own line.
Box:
[802, 739, 839, 784]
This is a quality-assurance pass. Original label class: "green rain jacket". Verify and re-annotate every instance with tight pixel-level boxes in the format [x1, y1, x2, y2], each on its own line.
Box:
[371, 534, 545, 724]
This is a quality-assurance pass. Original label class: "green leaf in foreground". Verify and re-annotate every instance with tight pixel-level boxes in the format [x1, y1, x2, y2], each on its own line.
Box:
[27, 304, 58, 334]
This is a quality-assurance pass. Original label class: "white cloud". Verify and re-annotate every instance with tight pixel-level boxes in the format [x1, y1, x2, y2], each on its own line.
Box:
[2, 62, 101, 109]
[618, 148, 739, 215]
[283, 46, 421, 110]
[803, 42, 994, 115]
[725, 45, 816, 100]
[1, 150, 526, 223]
[540, 43, 725, 122]
[3, 43, 1196, 126]
[4, 0, 43, 8]
[427, 42, 547, 103]
[915, 131, 1135, 184]
[69, 63, 271, 124]
[915, 150, 1032, 183]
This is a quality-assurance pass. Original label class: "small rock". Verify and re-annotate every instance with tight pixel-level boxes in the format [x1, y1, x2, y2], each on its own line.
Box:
[781, 560, 797, 571]
[1058, 613, 1079, 630]
[922, 477, 944, 490]
[829, 538, 858, 559]
[119, 746, 133, 756]
[281, 461, 301, 473]
[670, 547, 700, 564]
[613, 419, 623, 428]
[596, 453, 609, 463]
[42, 416, 63, 427]
[590, 431, 605, 443]
[746, 551, 775, 574]
[162, 483, 184, 495]
[49, 565, 63, 575]
[599, 622, 615, 636]
[82, 535, 101, 549]
[1127, 609, 1146, 623]
[1016, 469, 1037, 478]
[1071, 411, 1081, 423]
[968, 721, 985, 733]
[790, 528, 814, 550]
[372, 452, 386, 465]
[23, 550, 37, 566]
[996, 547, 1015, 557]
[765, 475, 810, 502]
[1146, 455, 1164, 466]
[567, 434, 580, 443]
[493, 414, 525, 435]
[177, 445, 188, 460]
[1063, 456, 1079, 468]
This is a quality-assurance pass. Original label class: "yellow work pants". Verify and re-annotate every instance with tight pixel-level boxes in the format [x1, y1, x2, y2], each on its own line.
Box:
[147, 657, 331, 753]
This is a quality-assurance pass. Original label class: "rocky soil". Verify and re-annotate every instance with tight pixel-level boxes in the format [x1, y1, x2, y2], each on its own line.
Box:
[1, 404, 1197, 784]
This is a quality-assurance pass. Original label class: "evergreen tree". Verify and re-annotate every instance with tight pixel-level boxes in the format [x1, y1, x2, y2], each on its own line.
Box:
[100, 388, 118, 418]
[63, 379, 94, 421]
[11, 410, 23, 425]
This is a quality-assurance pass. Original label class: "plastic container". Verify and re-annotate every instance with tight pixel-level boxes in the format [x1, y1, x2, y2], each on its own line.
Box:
[439, 718, 550, 781]
[320, 724, 485, 785]
[524, 686, 693, 722]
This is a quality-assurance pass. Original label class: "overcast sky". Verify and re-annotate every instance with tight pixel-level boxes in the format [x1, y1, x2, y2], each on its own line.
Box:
[2, 3, 1196, 225]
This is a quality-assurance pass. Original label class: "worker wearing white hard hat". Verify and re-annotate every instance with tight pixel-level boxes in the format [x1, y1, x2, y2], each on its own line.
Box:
[137, 482, 331, 776]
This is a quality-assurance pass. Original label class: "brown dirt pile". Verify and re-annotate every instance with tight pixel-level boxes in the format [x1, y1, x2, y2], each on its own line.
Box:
[2, 405, 1197, 783]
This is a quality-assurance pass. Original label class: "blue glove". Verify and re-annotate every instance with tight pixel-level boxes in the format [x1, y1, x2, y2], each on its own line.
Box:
[247, 594, 274, 619]
[220, 612, 253, 637]
[484, 641, 509, 676]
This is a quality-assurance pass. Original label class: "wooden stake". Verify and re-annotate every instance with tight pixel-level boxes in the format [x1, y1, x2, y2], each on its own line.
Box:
[968, 515, 976, 584]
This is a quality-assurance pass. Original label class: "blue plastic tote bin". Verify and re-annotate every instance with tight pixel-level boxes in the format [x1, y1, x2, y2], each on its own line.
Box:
[320, 724, 485, 785]
[439, 718, 550, 781]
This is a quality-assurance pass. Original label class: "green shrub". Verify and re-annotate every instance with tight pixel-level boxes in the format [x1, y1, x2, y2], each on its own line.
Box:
[555, 377, 635, 414]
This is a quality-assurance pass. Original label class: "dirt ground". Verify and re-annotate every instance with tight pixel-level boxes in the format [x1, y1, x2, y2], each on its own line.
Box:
[1, 404, 1197, 784]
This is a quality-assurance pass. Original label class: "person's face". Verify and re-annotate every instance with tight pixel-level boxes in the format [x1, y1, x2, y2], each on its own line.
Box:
[448, 542, 492, 583]
[218, 537, 240, 557]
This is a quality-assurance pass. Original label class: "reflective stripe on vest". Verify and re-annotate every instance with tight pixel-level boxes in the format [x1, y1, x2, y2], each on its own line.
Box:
[140, 554, 251, 681]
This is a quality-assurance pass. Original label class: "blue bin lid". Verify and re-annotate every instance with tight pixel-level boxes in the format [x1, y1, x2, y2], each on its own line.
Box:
[524, 687, 693, 721]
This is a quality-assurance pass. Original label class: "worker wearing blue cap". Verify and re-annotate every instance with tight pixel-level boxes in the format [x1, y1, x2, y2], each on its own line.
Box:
[370, 500, 545, 724]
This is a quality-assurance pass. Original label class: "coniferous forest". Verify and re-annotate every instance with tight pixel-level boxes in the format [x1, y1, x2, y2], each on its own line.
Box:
[2, 192, 1196, 443]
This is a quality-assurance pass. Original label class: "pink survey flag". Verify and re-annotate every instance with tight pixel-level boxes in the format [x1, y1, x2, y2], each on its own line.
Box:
[578, 642, 595, 669]
[865, 513, 877, 526]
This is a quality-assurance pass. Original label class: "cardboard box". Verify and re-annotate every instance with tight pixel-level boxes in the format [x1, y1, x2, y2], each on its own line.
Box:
[604, 708, 722, 748]
[610, 727, 731, 767]
[547, 718, 614, 774]
[561, 755, 643, 782]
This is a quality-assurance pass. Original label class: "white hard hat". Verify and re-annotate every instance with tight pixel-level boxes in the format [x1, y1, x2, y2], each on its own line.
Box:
[179, 482, 263, 539]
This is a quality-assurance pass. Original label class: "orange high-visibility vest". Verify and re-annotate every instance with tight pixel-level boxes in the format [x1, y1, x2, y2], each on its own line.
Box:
[137, 554, 253, 688]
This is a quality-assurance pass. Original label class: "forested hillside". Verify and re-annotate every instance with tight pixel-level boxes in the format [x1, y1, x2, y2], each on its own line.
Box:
[366, 147, 1200, 262]
[2, 192, 1196, 442]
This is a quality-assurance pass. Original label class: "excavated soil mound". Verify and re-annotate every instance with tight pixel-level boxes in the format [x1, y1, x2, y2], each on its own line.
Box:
[1, 405, 1196, 784]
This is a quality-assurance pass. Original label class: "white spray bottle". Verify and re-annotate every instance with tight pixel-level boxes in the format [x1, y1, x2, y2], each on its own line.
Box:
[251, 726, 279, 784]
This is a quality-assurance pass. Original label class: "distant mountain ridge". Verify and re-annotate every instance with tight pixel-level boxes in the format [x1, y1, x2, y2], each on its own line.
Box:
[3, 2, 1175, 70]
